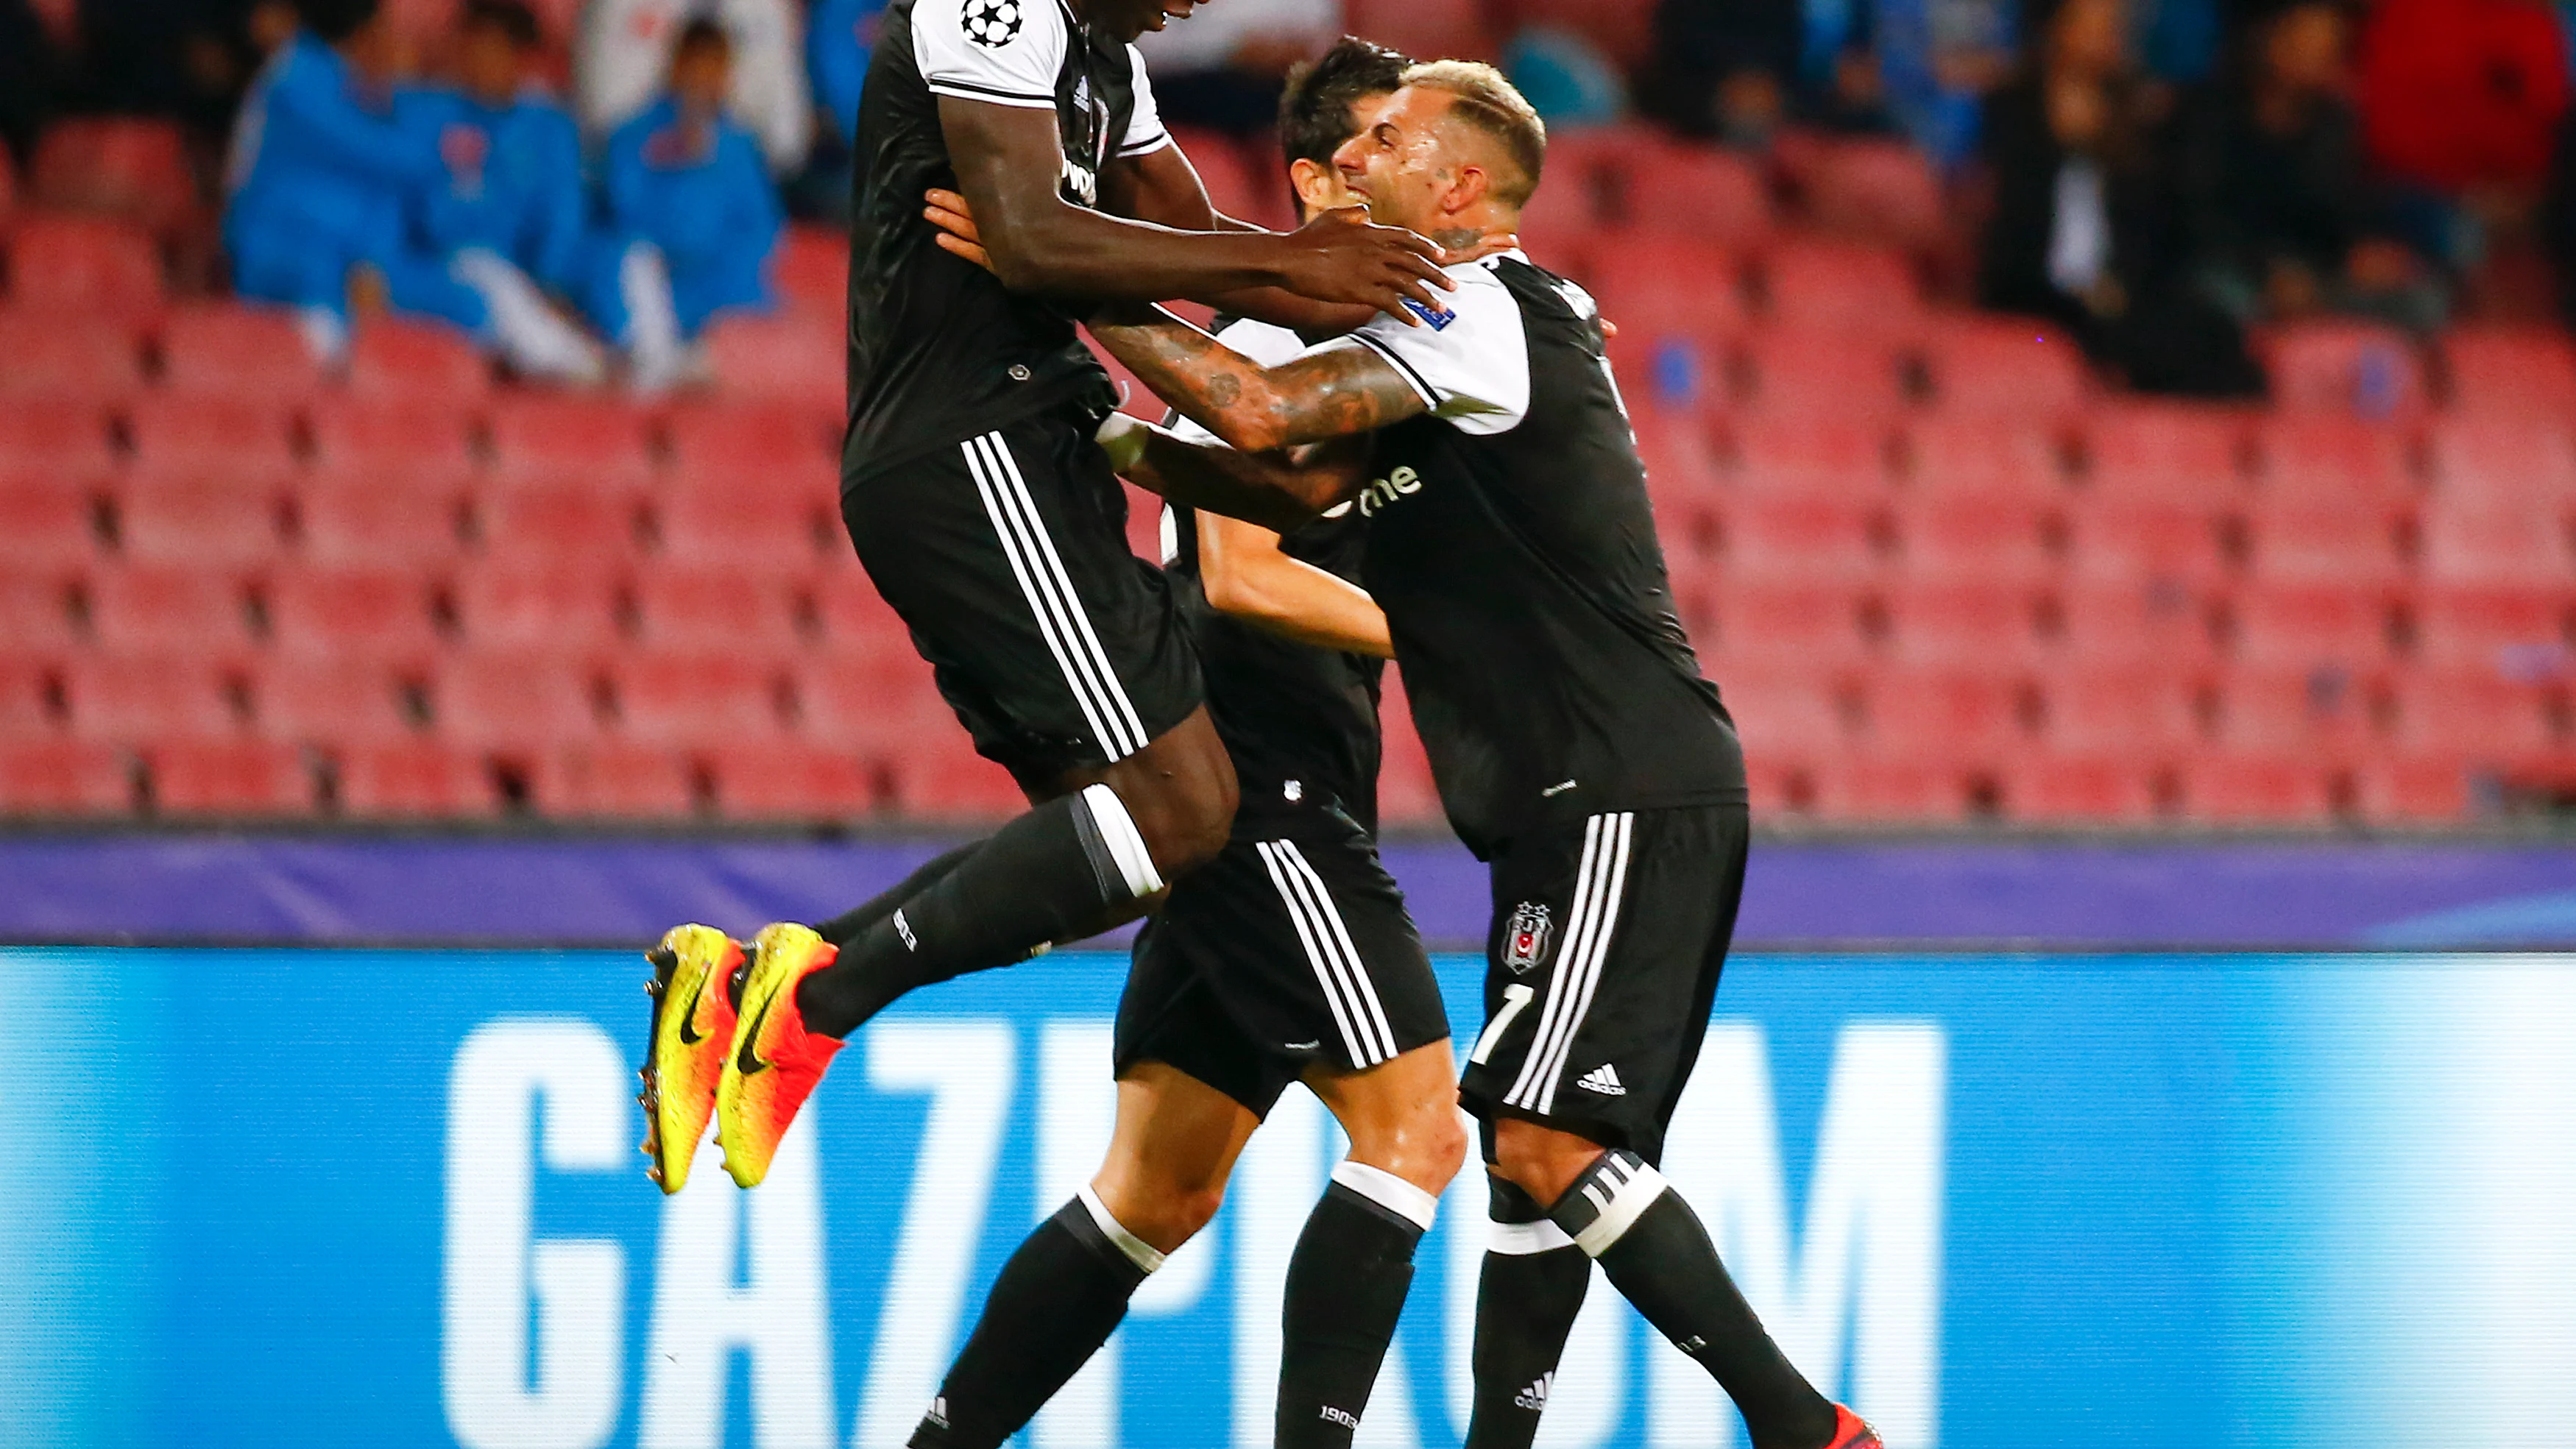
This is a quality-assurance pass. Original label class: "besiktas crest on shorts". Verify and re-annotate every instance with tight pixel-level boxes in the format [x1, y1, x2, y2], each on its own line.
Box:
[962, 0, 1023, 47]
[1503, 901, 1554, 975]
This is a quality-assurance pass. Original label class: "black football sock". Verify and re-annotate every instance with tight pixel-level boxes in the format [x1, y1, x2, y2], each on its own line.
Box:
[1547, 1151, 1836, 1449]
[797, 784, 1164, 1038]
[808, 842, 974, 949]
[907, 1189, 1162, 1449]
[1275, 1162, 1437, 1449]
[1463, 1177, 1593, 1449]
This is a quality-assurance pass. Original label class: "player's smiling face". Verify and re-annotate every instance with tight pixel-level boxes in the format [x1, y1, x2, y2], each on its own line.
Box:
[1329, 86, 1459, 235]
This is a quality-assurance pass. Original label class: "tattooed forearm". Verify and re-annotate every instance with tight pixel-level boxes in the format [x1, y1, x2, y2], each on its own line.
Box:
[1090, 306, 1432, 453]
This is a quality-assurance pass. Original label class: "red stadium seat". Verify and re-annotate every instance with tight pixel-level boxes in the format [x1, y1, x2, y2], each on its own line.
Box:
[1632, 414, 1725, 550]
[2057, 580, 2222, 667]
[0, 573, 79, 653]
[2441, 327, 2576, 419]
[86, 566, 255, 651]
[1705, 580, 1876, 665]
[28, 118, 197, 232]
[710, 742, 877, 820]
[334, 740, 494, 818]
[451, 566, 626, 651]
[1345, 0, 1498, 62]
[809, 573, 922, 660]
[1798, 138, 1947, 250]
[62, 656, 245, 741]
[538, 741, 701, 818]
[345, 318, 491, 401]
[0, 314, 146, 400]
[2242, 501, 2412, 587]
[1917, 316, 2090, 418]
[4, 213, 162, 316]
[1168, 127, 1290, 232]
[1716, 667, 1858, 759]
[1853, 666, 2037, 760]
[305, 398, 481, 488]
[474, 484, 646, 567]
[2211, 667, 2386, 759]
[0, 484, 104, 573]
[1615, 144, 1772, 248]
[1744, 754, 1822, 818]
[1894, 495, 2063, 584]
[1739, 330, 1908, 422]
[1902, 417, 2070, 500]
[0, 145, 13, 224]
[884, 732, 1027, 821]
[772, 224, 848, 319]
[2081, 403, 2252, 502]
[2065, 500, 2231, 586]
[2006, 757, 2165, 823]
[2388, 670, 2557, 762]
[1509, 0, 1656, 65]
[1373, 673, 1445, 828]
[1585, 233, 1749, 347]
[611, 653, 793, 747]
[115, 475, 289, 567]
[651, 486, 836, 569]
[2417, 501, 2576, 587]
[124, 395, 300, 476]
[1729, 417, 1892, 498]
[704, 313, 846, 413]
[0, 400, 118, 480]
[1812, 757, 1966, 821]
[631, 567, 804, 653]
[432, 652, 604, 748]
[2427, 419, 2576, 509]
[484, 396, 657, 490]
[1722, 495, 1888, 582]
[799, 655, 953, 754]
[2262, 320, 2429, 420]
[2356, 759, 2474, 822]
[1758, 239, 1923, 334]
[1881, 581, 2054, 664]
[0, 740, 133, 815]
[2043, 667, 2207, 754]
[2413, 586, 2576, 674]
[253, 657, 422, 745]
[297, 483, 469, 567]
[2227, 583, 2400, 670]
[157, 304, 327, 400]
[263, 569, 446, 659]
[2176, 755, 2341, 823]
[664, 402, 840, 490]
[2253, 417, 2418, 503]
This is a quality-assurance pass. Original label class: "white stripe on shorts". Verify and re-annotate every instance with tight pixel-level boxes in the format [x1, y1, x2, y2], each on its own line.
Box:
[1504, 812, 1635, 1115]
[960, 431, 1149, 759]
[1258, 839, 1395, 1066]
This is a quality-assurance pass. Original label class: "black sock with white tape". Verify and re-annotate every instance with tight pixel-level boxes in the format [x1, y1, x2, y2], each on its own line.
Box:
[910, 1188, 1161, 1449]
[1548, 1151, 1836, 1449]
[799, 784, 1163, 1037]
[1463, 1177, 1591, 1449]
[809, 843, 974, 950]
[1275, 1162, 1435, 1449]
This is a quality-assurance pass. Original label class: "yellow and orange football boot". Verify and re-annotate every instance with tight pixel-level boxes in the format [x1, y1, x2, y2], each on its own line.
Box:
[639, 924, 745, 1195]
[714, 922, 844, 1188]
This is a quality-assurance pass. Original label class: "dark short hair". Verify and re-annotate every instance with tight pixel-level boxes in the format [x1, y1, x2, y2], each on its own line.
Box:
[461, 0, 541, 49]
[1277, 38, 1412, 185]
[673, 16, 731, 57]
[297, 0, 380, 43]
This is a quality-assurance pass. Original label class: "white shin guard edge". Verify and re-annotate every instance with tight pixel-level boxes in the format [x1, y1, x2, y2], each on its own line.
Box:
[1331, 1159, 1440, 1232]
[1075, 1185, 1167, 1275]
[1078, 783, 1163, 899]
[1570, 1159, 1669, 1258]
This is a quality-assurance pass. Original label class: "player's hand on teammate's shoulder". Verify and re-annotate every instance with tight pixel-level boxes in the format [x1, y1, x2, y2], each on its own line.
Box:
[1273, 207, 1457, 324]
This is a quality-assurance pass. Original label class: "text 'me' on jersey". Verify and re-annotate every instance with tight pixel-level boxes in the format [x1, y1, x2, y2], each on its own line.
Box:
[843, 0, 1170, 477]
[1167, 318, 1384, 833]
[1313, 252, 1747, 859]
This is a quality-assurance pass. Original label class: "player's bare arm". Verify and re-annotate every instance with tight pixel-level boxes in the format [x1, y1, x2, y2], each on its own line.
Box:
[1089, 303, 1429, 452]
[940, 96, 1455, 323]
[1095, 411, 1367, 529]
[1197, 509, 1394, 657]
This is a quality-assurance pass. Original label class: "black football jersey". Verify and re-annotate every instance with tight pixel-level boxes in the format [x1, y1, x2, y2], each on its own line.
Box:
[841, 0, 1171, 479]
[1321, 252, 1746, 858]
[1164, 319, 1385, 832]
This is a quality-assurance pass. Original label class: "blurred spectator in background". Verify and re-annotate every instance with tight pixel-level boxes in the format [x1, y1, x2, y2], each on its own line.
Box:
[2133, 0, 2221, 84]
[1975, 0, 2264, 396]
[1641, 0, 1802, 146]
[1797, 4, 1902, 137]
[1134, 0, 1337, 136]
[1, 0, 63, 167]
[1863, 0, 2013, 163]
[2357, 0, 2568, 266]
[601, 18, 779, 385]
[578, 0, 810, 174]
[808, 0, 885, 147]
[2176, 0, 2444, 333]
[1503, 24, 1627, 127]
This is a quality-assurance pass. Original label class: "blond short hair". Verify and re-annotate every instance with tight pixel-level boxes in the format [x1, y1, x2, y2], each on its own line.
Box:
[1400, 60, 1546, 208]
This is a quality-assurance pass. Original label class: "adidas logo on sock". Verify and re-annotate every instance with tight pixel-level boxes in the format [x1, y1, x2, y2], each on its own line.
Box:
[1575, 1063, 1627, 1096]
[1514, 1372, 1553, 1411]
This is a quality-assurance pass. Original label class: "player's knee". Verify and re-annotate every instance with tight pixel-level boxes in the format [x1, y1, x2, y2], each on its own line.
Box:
[1128, 1181, 1227, 1247]
[1487, 1119, 1600, 1209]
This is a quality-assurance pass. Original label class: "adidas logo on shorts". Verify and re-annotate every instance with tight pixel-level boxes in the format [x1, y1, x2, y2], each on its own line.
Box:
[1575, 1063, 1627, 1097]
[1515, 1372, 1553, 1411]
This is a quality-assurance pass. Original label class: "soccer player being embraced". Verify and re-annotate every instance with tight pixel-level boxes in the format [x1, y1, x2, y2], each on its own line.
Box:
[902, 40, 1470, 1449]
[1072, 63, 1881, 1449]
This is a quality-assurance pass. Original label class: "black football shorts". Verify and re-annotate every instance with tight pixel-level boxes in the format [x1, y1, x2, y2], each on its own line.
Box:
[1117, 804, 1451, 1116]
[841, 402, 1202, 779]
[1458, 803, 1750, 1165]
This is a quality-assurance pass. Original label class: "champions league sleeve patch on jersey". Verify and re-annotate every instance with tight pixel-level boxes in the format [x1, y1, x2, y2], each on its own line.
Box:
[1502, 902, 1554, 974]
[1401, 297, 1456, 330]
[962, 0, 1025, 46]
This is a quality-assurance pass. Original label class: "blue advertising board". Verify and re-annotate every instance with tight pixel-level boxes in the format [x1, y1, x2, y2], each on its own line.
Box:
[3, 947, 2572, 1449]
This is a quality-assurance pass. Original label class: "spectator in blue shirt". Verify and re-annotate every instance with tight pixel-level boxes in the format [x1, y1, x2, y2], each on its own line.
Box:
[602, 18, 781, 382]
[807, 0, 885, 146]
